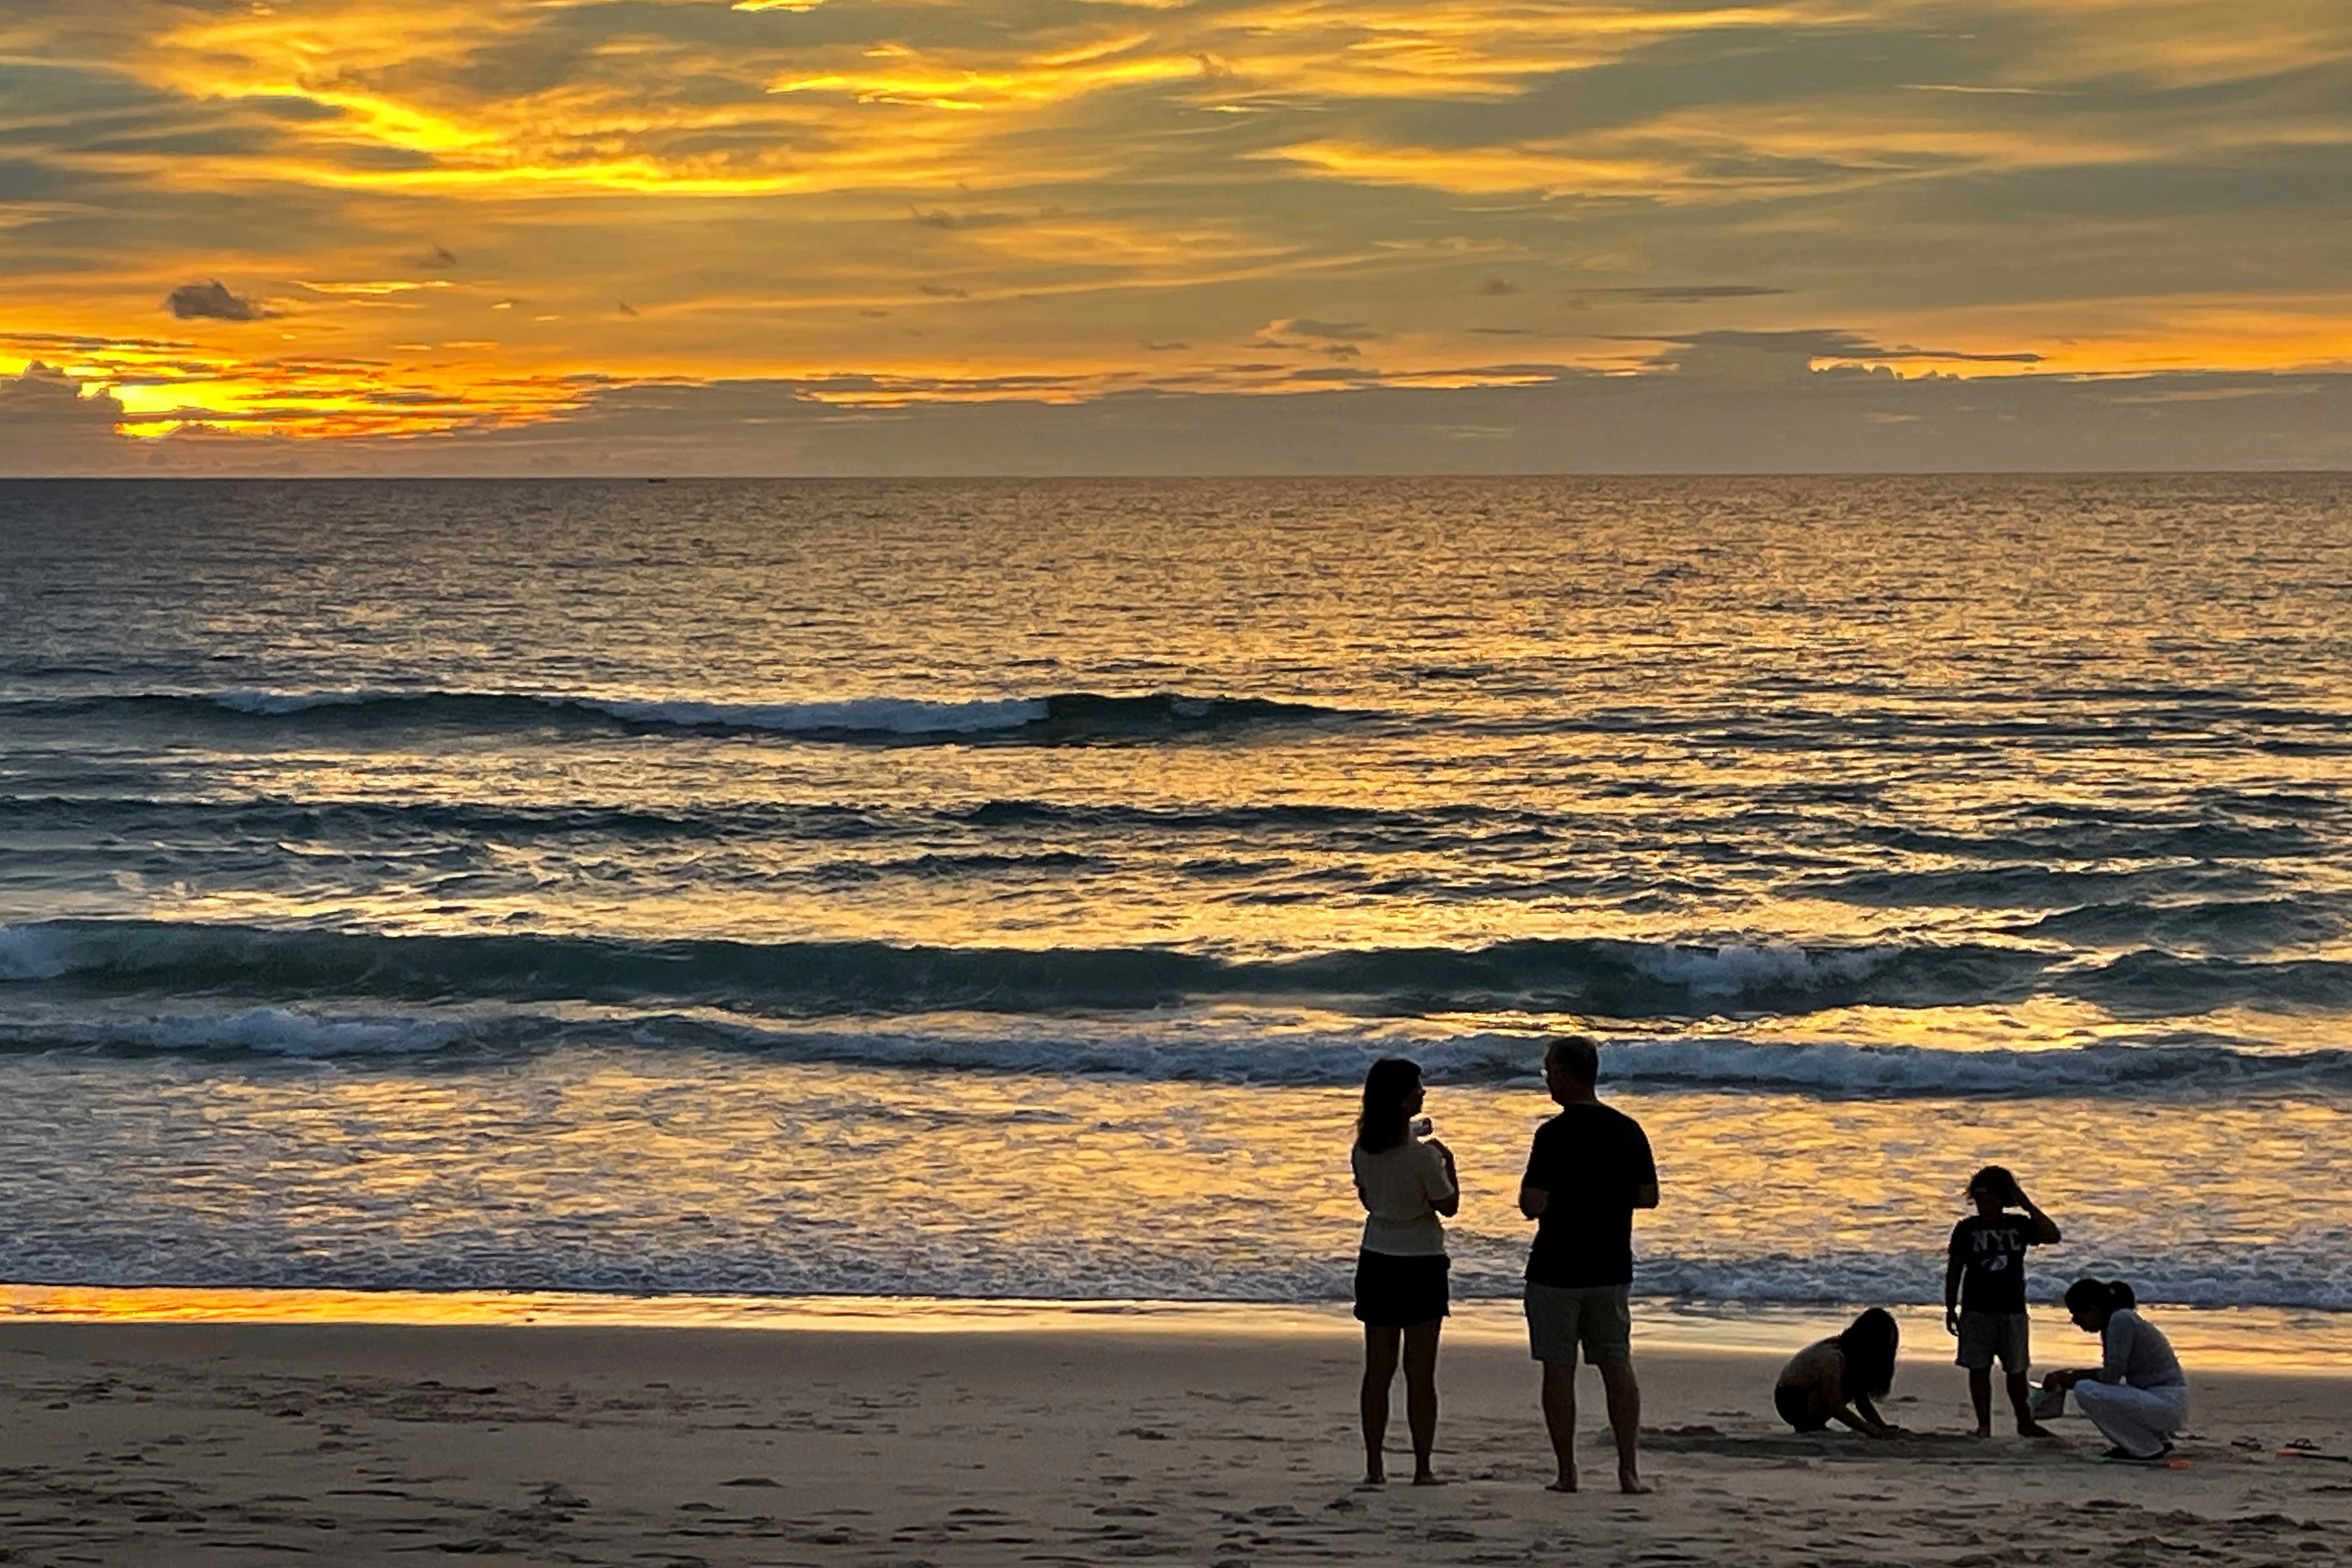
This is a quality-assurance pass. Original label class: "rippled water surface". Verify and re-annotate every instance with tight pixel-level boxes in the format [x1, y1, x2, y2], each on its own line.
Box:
[1, 477, 2347, 1311]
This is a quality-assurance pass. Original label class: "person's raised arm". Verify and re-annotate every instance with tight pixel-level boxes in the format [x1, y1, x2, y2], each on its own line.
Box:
[1428, 1139, 1461, 1219]
[2013, 1182, 2061, 1244]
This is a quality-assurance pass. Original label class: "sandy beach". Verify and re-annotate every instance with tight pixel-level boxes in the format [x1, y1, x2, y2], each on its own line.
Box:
[3, 1310, 2347, 1567]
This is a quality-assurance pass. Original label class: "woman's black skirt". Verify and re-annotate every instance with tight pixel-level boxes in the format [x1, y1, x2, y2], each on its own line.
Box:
[1352, 1250, 1450, 1327]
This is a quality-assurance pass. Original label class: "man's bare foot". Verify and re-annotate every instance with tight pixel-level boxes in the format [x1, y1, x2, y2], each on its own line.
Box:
[1969, 1426, 1992, 1439]
[1619, 1468, 1653, 1496]
[1411, 1472, 1446, 1487]
[2018, 1421, 2054, 1439]
[1544, 1473, 1577, 1493]
[1362, 1468, 1385, 1487]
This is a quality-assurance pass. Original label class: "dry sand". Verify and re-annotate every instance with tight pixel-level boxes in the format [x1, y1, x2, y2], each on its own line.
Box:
[1, 1315, 2347, 1566]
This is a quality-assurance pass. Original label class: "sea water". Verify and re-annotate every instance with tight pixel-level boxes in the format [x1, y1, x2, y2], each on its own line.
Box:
[0, 475, 2346, 1320]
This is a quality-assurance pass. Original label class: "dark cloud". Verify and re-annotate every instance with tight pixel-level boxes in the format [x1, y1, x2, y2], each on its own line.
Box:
[339, 145, 437, 171]
[1476, 276, 1519, 295]
[90, 364, 2352, 477]
[1559, 285, 1792, 303]
[1738, 329, 2037, 363]
[2, 331, 193, 352]
[243, 94, 347, 122]
[1628, 329, 2042, 381]
[1282, 319, 1382, 342]
[0, 360, 126, 470]
[164, 280, 275, 321]
[616, 300, 639, 317]
[1619, 285, 1791, 302]
[0, 360, 120, 419]
[418, 245, 459, 271]
[910, 207, 1027, 230]
[607, 367, 2352, 473]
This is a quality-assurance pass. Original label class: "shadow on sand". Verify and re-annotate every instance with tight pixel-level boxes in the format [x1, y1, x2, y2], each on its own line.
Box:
[1616, 1424, 2075, 1465]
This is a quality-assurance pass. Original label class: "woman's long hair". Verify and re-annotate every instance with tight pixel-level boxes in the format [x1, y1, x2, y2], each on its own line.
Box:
[1836, 1307, 1900, 1398]
[2064, 1278, 2137, 1316]
[1356, 1058, 1422, 1154]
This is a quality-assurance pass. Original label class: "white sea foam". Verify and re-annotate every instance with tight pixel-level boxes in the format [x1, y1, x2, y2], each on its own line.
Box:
[1624, 942, 1894, 996]
[207, 687, 414, 715]
[0, 926, 70, 982]
[0, 1004, 472, 1057]
[5, 995, 2336, 1100]
[1592, 1036, 2352, 1096]
[139, 1006, 470, 1056]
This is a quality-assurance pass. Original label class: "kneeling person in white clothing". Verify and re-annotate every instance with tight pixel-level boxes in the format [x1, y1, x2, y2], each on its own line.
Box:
[2042, 1278, 2187, 1462]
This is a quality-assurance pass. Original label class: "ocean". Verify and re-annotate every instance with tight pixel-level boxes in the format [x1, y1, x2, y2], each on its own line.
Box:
[1, 475, 2347, 1325]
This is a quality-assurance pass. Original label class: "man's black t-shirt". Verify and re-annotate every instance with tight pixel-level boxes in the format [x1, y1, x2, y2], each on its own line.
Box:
[1521, 1102, 1657, 1289]
[1949, 1214, 2032, 1314]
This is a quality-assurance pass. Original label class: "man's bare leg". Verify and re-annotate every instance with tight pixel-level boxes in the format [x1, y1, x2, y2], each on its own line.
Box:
[1403, 1319, 1444, 1484]
[1540, 1359, 1579, 1491]
[1361, 1325, 1401, 1485]
[1598, 1358, 1651, 1495]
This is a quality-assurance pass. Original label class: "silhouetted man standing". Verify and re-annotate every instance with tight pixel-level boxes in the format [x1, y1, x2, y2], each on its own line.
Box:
[1518, 1035, 1657, 1494]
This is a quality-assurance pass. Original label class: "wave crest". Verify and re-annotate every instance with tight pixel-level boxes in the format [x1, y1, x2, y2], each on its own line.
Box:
[0, 920, 2040, 1018]
[2, 994, 2345, 1101]
[7, 689, 1357, 744]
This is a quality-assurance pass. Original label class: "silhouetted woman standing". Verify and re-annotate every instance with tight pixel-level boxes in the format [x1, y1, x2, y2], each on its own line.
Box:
[1351, 1057, 1459, 1485]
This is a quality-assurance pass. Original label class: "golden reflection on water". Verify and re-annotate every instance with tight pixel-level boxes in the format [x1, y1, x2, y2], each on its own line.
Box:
[11, 1053, 2339, 1356]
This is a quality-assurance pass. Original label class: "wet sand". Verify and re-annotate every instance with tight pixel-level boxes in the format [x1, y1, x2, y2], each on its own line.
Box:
[2, 1318, 2347, 1566]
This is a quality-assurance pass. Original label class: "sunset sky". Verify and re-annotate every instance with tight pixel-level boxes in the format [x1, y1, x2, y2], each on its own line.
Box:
[4, 0, 2349, 472]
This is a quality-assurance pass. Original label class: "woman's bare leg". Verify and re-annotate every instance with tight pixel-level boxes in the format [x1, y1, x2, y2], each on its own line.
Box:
[1361, 1325, 1401, 1483]
[1402, 1318, 1443, 1483]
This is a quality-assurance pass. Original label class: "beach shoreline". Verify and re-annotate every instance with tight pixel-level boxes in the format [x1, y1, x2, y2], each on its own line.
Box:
[11, 1283, 2352, 1372]
[4, 1308, 2348, 1566]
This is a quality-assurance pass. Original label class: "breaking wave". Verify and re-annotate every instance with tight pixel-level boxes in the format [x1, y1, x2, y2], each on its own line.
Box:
[1, 688, 1359, 744]
[0, 919, 2047, 1018]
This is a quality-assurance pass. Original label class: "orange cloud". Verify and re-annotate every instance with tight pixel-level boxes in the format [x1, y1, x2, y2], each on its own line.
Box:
[1, 0, 2343, 462]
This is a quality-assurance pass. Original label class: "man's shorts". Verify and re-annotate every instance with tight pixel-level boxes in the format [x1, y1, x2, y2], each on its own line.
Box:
[1524, 1282, 1632, 1368]
[1955, 1310, 2030, 1373]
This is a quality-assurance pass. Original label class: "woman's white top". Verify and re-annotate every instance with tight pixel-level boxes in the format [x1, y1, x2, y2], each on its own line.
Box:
[2097, 1309, 2185, 1388]
[1352, 1137, 1455, 1257]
